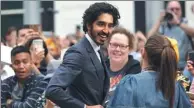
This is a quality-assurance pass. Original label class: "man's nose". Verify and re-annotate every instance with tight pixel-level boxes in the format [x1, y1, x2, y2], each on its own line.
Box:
[115, 45, 121, 50]
[18, 63, 25, 68]
[102, 25, 110, 34]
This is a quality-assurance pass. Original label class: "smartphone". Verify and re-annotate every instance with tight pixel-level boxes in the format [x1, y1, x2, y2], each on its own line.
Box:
[188, 51, 194, 62]
[32, 39, 44, 52]
[186, 92, 194, 100]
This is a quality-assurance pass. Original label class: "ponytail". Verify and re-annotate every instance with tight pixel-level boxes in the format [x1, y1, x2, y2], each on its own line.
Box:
[145, 35, 178, 108]
[157, 47, 177, 108]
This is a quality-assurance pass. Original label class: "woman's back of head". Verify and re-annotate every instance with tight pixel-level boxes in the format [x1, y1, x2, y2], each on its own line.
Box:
[145, 35, 177, 69]
[145, 34, 178, 108]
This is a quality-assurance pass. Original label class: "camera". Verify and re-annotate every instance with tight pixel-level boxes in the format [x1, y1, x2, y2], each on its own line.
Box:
[164, 12, 173, 21]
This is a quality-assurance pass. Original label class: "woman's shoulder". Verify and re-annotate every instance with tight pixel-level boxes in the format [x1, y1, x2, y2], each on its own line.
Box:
[120, 72, 156, 86]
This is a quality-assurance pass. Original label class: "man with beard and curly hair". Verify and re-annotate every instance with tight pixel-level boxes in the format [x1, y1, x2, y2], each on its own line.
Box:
[46, 2, 120, 108]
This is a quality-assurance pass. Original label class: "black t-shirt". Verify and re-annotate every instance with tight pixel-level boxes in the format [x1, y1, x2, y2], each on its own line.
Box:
[105, 63, 128, 105]
[104, 55, 141, 106]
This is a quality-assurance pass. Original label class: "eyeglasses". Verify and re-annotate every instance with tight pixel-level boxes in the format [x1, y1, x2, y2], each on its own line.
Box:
[109, 43, 129, 50]
[168, 7, 180, 11]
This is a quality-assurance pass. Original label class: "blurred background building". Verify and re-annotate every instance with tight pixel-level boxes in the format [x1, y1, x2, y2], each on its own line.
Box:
[1, 1, 194, 41]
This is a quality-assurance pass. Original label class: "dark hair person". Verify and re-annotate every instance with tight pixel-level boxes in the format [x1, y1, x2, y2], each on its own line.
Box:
[108, 35, 191, 108]
[82, 2, 120, 33]
[25, 37, 48, 75]
[45, 2, 121, 108]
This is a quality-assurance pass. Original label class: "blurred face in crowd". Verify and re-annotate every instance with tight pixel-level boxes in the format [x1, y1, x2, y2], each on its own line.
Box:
[75, 27, 84, 39]
[167, 1, 182, 19]
[108, 33, 130, 63]
[60, 36, 70, 49]
[5, 30, 17, 47]
[48, 46, 61, 59]
[11, 52, 32, 80]
[17, 28, 34, 45]
[87, 13, 114, 45]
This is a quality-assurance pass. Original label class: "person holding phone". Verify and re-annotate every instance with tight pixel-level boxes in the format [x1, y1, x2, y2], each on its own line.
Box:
[185, 51, 194, 92]
[25, 36, 61, 108]
[186, 61, 194, 107]
[180, 50, 194, 107]
[25, 37, 49, 75]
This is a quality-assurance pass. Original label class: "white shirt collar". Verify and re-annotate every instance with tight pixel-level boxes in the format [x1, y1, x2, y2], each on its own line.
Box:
[85, 33, 100, 52]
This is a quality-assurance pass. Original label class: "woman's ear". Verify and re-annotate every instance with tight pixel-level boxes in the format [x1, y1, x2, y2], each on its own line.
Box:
[140, 48, 145, 58]
[141, 47, 148, 60]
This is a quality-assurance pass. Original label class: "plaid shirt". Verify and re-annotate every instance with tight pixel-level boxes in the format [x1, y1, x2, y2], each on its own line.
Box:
[1, 74, 48, 108]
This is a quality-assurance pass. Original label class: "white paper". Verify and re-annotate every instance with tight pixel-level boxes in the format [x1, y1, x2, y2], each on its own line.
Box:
[1, 45, 12, 64]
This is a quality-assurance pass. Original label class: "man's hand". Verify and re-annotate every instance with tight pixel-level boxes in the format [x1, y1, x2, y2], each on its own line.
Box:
[18, 31, 40, 46]
[31, 49, 45, 67]
[158, 11, 166, 22]
[6, 99, 13, 108]
[86, 105, 104, 108]
[168, 11, 180, 25]
[190, 99, 194, 107]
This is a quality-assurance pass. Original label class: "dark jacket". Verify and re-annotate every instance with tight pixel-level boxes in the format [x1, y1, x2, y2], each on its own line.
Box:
[105, 55, 141, 76]
[45, 37, 109, 108]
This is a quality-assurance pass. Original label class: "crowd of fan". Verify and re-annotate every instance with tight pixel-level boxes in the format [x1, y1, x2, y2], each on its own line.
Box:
[1, 1, 194, 108]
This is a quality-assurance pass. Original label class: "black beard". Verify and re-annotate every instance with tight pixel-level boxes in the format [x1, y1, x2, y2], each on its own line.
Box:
[89, 27, 101, 45]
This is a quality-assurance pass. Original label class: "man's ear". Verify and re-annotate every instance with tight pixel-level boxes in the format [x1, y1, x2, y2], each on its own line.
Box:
[87, 24, 91, 31]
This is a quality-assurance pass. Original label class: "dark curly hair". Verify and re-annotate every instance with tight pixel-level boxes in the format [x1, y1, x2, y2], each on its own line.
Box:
[82, 2, 120, 33]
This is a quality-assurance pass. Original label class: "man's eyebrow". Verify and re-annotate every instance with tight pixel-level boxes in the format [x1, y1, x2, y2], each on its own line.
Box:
[97, 20, 113, 24]
[97, 21, 105, 23]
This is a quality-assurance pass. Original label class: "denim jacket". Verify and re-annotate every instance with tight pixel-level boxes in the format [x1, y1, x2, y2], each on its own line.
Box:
[107, 72, 192, 108]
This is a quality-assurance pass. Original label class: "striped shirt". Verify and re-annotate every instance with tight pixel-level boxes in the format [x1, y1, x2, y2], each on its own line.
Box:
[1, 74, 48, 108]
